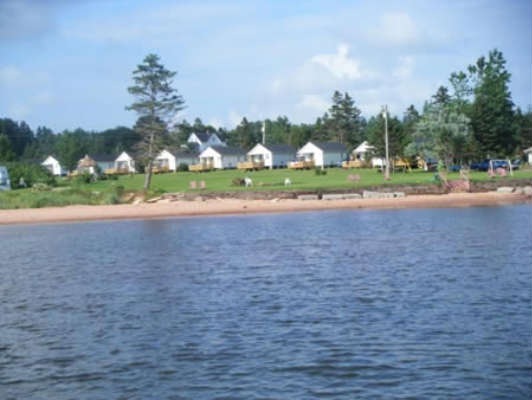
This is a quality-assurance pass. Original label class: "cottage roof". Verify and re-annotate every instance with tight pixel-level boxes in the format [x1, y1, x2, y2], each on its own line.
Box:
[173, 151, 199, 158]
[353, 141, 374, 153]
[90, 154, 116, 162]
[78, 155, 96, 167]
[209, 145, 246, 156]
[191, 132, 215, 143]
[524, 147, 532, 154]
[310, 142, 347, 152]
[263, 144, 297, 153]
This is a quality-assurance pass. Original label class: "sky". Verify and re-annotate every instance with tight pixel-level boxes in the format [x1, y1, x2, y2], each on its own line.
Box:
[1, 0, 531, 132]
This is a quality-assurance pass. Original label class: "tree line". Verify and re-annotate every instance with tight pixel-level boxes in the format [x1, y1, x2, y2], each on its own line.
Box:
[1, 49, 531, 174]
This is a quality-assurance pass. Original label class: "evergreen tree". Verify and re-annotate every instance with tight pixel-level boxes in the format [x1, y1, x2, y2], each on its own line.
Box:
[327, 91, 363, 146]
[432, 86, 451, 105]
[366, 112, 408, 160]
[127, 54, 185, 189]
[0, 134, 16, 161]
[468, 49, 516, 156]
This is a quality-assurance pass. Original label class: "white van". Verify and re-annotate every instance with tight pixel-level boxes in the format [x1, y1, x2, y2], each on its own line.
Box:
[0, 166, 11, 191]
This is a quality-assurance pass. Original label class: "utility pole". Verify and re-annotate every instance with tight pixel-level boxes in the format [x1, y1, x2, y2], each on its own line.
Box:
[382, 105, 390, 180]
[261, 121, 266, 145]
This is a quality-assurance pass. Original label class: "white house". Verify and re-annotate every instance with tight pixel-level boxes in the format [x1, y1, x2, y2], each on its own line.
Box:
[352, 141, 385, 168]
[198, 145, 246, 169]
[91, 154, 116, 172]
[246, 143, 297, 168]
[77, 154, 116, 174]
[296, 142, 347, 167]
[114, 151, 136, 173]
[41, 155, 66, 176]
[524, 147, 532, 164]
[187, 132, 225, 152]
[154, 149, 198, 171]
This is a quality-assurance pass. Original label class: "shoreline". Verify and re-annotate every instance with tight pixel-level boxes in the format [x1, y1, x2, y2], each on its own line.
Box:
[0, 192, 530, 226]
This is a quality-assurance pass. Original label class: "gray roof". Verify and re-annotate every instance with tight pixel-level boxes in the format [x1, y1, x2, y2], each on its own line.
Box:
[209, 145, 246, 156]
[263, 144, 297, 153]
[173, 151, 199, 158]
[524, 147, 532, 153]
[310, 142, 347, 152]
[192, 132, 217, 143]
[90, 154, 116, 162]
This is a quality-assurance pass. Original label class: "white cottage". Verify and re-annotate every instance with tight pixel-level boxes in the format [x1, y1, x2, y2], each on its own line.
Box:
[91, 154, 116, 172]
[77, 154, 116, 174]
[352, 141, 385, 168]
[154, 149, 198, 171]
[524, 147, 532, 164]
[41, 155, 66, 176]
[296, 142, 347, 167]
[247, 143, 297, 168]
[198, 146, 246, 169]
[187, 132, 226, 152]
[114, 151, 136, 173]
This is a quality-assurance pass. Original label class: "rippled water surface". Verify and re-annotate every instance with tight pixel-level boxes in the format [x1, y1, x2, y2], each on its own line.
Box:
[1, 205, 531, 399]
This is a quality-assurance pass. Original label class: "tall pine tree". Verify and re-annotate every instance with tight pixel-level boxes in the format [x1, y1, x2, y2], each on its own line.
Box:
[468, 49, 516, 157]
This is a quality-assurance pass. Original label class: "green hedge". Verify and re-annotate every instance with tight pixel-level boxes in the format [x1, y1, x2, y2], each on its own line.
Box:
[4, 162, 56, 189]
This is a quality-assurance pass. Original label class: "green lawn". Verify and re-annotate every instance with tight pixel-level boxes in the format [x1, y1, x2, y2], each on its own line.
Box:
[86, 167, 532, 193]
[1, 167, 530, 209]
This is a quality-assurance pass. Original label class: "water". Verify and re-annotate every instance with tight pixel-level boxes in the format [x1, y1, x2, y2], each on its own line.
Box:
[1, 205, 531, 399]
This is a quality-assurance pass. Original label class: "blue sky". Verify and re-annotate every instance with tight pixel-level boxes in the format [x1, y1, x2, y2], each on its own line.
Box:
[1, 0, 530, 132]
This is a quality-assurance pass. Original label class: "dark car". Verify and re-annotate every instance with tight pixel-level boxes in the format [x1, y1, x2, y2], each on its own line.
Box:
[471, 159, 509, 171]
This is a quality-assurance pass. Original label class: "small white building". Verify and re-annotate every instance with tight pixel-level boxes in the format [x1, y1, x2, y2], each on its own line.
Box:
[296, 142, 347, 167]
[154, 149, 198, 171]
[91, 154, 116, 172]
[187, 132, 225, 152]
[77, 154, 116, 174]
[114, 151, 136, 173]
[247, 143, 297, 168]
[41, 155, 66, 176]
[524, 147, 532, 164]
[352, 141, 385, 168]
[199, 145, 246, 169]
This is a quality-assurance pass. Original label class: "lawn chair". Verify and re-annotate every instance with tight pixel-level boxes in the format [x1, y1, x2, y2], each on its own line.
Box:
[199, 180, 206, 189]
[189, 181, 197, 189]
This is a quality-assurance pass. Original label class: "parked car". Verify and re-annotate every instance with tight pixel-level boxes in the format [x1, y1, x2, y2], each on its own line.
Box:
[448, 165, 461, 172]
[0, 166, 11, 191]
[470, 159, 509, 171]
[511, 159, 521, 170]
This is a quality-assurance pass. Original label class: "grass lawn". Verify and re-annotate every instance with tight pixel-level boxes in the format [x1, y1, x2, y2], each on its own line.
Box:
[86, 167, 532, 193]
[1, 167, 530, 209]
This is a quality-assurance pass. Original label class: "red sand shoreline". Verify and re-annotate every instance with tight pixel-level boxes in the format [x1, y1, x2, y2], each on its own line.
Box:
[0, 192, 530, 226]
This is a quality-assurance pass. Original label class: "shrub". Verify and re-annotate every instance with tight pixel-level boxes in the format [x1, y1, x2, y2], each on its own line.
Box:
[73, 172, 93, 184]
[5, 162, 56, 188]
[232, 177, 245, 186]
[314, 168, 327, 176]
[31, 183, 52, 192]
[177, 163, 189, 172]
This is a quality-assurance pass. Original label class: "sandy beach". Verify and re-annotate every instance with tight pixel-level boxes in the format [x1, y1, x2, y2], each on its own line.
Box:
[0, 191, 529, 226]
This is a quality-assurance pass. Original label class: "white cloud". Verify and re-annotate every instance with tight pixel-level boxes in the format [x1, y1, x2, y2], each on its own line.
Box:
[376, 13, 418, 46]
[298, 94, 329, 113]
[392, 56, 414, 79]
[311, 44, 361, 80]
